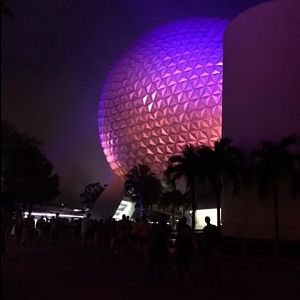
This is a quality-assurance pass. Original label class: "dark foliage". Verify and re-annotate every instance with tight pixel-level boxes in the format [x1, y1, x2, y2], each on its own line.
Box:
[164, 144, 201, 231]
[251, 134, 300, 241]
[1, 0, 13, 17]
[1, 122, 60, 208]
[125, 164, 162, 216]
[80, 182, 105, 207]
[165, 138, 243, 230]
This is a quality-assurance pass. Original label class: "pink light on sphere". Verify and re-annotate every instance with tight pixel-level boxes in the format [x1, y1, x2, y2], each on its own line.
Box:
[99, 18, 228, 177]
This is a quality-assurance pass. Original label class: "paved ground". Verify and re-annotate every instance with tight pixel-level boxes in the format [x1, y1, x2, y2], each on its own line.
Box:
[2, 240, 300, 300]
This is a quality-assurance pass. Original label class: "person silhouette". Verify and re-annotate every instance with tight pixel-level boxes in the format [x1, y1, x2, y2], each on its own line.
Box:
[149, 219, 169, 284]
[176, 217, 196, 286]
[49, 213, 60, 251]
[203, 216, 218, 257]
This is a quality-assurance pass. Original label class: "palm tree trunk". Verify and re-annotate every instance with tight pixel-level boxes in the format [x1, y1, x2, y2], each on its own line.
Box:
[273, 182, 279, 255]
[136, 196, 143, 218]
[172, 207, 175, 230]
[28, 202, 33, 214]
[217, 188, 221, 228]
[191, 184, 196, 232]
[216, 179, 222, 229]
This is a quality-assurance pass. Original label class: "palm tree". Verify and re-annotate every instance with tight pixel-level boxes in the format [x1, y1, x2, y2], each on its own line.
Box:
[159, 189, 187, 228]
[182, 138, 242, 231]
[125, 164, 162, 217]
[209, 137, 243, 229]
[251, 135, 300, 245]
[165, 144, 201, 231]
[1, 0, 13, 18]
[165, 139, 242, 231]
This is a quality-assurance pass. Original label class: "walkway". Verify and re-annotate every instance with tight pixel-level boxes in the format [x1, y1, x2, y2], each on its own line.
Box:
[2, 242, 300, 300]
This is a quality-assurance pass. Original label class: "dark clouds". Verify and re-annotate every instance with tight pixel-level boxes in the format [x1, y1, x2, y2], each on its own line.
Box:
[1, 0, 266, 205]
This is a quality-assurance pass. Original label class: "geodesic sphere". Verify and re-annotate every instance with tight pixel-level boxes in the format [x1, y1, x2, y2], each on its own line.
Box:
[98, 18, 228, 177]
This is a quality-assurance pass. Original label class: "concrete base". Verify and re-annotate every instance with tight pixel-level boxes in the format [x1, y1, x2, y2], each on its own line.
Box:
[91, 175, 124, 220]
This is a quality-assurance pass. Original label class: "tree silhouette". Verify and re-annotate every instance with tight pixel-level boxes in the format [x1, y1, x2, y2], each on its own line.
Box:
[80, 182, 105, 208]
[208, 137, 243, 229]
[1, 122, 60, 210]
[125, 164, 162, 217]
[251, 134, 300, 244]
[159, 189, 187, 228]
[165, 144, 201, 231]
[1, 0, 13, 18]
[165, 139, 242, 231]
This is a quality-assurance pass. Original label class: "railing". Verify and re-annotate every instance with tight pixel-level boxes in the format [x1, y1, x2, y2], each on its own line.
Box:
[222, 237, 300, 257]
[193, 233, 300, 257]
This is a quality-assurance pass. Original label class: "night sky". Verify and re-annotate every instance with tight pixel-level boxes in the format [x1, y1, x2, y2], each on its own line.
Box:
[2, 0, 267, 206]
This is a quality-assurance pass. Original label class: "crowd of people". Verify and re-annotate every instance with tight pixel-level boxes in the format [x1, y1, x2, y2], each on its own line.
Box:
[2, 209, 219, 286]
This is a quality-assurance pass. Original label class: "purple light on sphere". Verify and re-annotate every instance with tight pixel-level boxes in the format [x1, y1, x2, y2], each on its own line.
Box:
[99, 18, 228, 177]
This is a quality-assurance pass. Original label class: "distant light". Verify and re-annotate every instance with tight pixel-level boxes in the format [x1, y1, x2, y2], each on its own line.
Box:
[113, 200, 135, 220]
[24, 212, 84, 219]
[195, 208, 220, 229]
